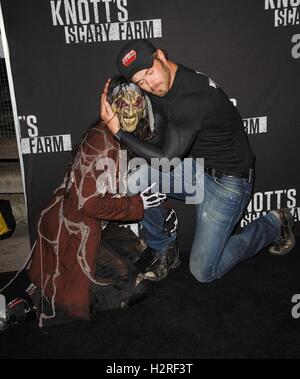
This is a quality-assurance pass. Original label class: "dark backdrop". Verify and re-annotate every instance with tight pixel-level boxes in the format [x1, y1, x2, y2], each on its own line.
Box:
[1, 0, 299, 249]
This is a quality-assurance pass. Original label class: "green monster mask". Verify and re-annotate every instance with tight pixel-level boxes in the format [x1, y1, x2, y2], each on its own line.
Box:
[111, 86, 146, 133]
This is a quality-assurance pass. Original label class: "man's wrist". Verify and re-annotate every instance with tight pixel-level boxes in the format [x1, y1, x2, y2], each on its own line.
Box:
[105, 119, 120, 135]
[115, 128, 123, 141]
[111, 126, 120, 135]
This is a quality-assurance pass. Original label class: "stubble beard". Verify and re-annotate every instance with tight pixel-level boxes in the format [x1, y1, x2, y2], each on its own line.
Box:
[152, 59, 171, 97]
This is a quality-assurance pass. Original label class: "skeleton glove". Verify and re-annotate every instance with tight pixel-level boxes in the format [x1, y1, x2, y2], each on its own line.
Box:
[164, 208, 178, 236]
[140, 183, 166, 209]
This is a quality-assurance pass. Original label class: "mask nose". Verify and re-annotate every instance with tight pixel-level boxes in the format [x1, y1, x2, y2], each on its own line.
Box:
[127, 105, 134, 117]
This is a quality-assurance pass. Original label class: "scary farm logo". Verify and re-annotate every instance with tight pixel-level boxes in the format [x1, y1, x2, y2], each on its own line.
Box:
[18, 115, 72, 155]
[240, 188, 300, 227]
[50, 0, 162, 45]
[264, 0, 300, 58]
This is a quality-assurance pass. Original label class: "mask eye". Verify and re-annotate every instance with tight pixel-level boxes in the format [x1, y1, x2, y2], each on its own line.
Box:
[135, 96, 144, 108]
[113, 98, 129, 111]
[114, 98, 122, 108]
[121, 100, 129, 108]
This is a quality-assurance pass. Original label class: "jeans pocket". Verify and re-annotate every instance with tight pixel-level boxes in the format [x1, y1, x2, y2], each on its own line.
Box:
[213, 176, 245, 197]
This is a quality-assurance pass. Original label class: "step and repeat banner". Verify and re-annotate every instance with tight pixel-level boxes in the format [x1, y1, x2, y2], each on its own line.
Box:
[1, 0, 299, 248]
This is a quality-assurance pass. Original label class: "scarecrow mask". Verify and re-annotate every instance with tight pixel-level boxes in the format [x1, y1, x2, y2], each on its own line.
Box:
[110, 85, 146, 133]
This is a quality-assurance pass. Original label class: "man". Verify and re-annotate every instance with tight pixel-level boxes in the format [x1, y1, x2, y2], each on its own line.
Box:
[101, 39, 295, 283]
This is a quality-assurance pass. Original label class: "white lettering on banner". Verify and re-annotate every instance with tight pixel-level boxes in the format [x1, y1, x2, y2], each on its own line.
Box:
[243, 117, 268, 135]
[21, 135, 72, 155]
[274, 7, 300, 26]
[248, 189, 297, 211]
[64, 19, 161, 43]
[265, 1, 300, 57]
[265, 0, 300, 10]
[51, 0, 129, 25]
[49, 0, 162, 44]
[227, 101, 268, 136]
[240, 188, 299, 227]
[241, 206, 300, 227]
[291, 34, 300, 58]
[265, 0, 300, 27]
[18, 114, 72, 155]
[18, 115, 39, 138]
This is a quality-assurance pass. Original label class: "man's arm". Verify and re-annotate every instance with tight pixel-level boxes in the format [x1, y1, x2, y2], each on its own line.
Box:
[116, 124, 198, 163]
[145, 112, 167, 147]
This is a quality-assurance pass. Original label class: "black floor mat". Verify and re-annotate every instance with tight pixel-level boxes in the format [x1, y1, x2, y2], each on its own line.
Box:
[0, 239, 300, 359]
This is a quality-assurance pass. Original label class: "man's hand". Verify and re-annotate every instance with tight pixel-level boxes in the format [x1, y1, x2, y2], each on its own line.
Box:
[100, 79, 121, 135]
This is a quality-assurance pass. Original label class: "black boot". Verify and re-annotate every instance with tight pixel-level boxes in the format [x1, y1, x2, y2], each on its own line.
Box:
[143, 240, 181, 281]
[269, 208, 295, 255]
[134, 247, 158, 273]
[122, 274, 153, 308]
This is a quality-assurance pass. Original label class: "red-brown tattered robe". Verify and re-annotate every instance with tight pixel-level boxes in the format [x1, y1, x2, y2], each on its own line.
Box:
[28, 123, 144, 322]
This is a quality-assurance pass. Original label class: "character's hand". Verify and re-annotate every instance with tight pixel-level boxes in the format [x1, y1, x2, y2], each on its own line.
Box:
[164, 208, 178, 236]
[140, 183, 166, 209]
[100, 79, 120, 135]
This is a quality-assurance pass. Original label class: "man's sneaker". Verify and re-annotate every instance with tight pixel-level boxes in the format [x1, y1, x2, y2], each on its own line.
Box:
[269, 208, 295, 255]
[143, 240, 181, 281]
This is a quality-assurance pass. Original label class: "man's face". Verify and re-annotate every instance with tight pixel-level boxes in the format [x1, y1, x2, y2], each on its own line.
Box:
[132, 55, 171, 97]
[111, 89, 145, 133]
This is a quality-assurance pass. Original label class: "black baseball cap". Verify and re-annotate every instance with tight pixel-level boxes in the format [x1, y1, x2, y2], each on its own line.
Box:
[116, 39, 157, 82]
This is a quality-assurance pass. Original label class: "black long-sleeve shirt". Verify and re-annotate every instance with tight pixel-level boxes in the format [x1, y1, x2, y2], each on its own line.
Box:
[116, 64, 254, 174]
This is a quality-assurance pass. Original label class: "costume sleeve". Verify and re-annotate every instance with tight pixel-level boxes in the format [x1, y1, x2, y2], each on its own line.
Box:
[75, 125, 145, 221]
[82, 193, 144, 221]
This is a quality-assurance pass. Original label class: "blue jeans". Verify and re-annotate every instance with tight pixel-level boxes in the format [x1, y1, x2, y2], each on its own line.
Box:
[141, 206, 176, 252]
[127, 159, 199, 253]
[128, 160, 281, 282]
